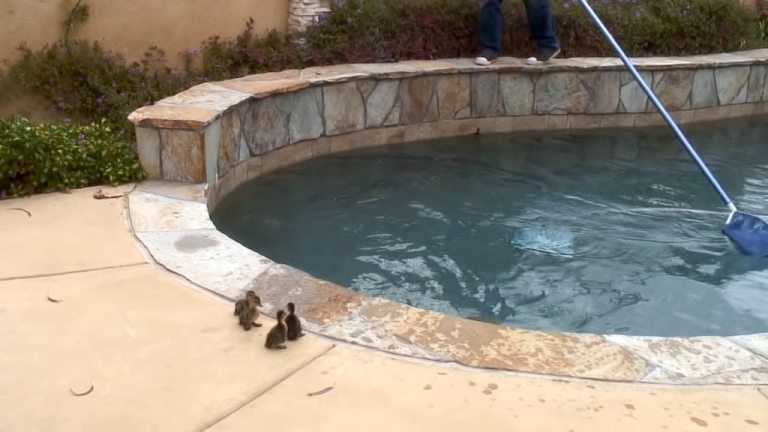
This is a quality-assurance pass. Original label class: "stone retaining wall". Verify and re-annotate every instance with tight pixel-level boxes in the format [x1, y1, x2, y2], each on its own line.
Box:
[128, 50, 768, 204]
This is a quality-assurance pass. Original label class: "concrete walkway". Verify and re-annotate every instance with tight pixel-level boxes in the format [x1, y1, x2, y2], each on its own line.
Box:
[1, 185, 766, 431]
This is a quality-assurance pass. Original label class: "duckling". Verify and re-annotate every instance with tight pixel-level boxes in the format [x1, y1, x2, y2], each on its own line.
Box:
[233, 299, 246, 316]
[233, 290, 263, 328]
[285, 302, 305, 341]
[265, 310, 288, 349]
[245, 291, 263, 327]
[238, 302, 257, 331]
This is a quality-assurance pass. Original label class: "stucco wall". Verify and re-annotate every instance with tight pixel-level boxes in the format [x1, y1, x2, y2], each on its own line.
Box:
[0, 0, 289, 67]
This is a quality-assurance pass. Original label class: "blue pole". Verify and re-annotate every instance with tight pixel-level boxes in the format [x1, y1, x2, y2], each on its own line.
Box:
[576, 0, 737, 212]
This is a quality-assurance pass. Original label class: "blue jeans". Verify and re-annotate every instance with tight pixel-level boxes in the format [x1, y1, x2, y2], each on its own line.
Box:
[478, 0, 560, 54]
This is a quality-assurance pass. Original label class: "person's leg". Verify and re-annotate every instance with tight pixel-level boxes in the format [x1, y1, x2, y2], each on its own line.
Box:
[475, 0, 504, 66]
[522, 0, 561, 63]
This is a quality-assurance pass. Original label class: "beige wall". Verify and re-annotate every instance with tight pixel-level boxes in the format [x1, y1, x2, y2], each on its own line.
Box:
[0, 0, 289, 67]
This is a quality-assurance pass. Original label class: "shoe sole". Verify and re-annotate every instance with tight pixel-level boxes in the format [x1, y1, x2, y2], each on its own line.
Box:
[474, 57, 493, 66]
[525, 48, 561, 65]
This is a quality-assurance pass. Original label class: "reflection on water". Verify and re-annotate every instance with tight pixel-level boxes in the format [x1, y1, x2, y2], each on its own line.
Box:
[212, 115, 768, 337]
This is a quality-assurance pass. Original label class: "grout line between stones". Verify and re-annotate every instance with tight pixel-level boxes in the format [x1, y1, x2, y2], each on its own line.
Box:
[198, 344, 338, 432]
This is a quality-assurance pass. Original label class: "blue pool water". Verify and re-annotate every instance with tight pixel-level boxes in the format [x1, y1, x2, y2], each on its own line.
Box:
[213, 116, 768, 337]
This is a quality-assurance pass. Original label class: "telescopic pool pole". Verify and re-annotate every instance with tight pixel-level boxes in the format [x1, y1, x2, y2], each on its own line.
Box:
[575, 0, 768, 256]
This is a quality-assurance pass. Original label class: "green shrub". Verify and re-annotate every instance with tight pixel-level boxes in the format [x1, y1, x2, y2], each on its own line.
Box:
[199, 19, 303, 81]
[0, 116, 145, 197]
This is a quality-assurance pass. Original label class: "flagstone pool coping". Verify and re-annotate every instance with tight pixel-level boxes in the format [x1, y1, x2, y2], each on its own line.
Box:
[127, 50, 768, 385]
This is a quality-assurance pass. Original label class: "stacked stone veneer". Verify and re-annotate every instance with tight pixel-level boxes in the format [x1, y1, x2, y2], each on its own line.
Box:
[288, 0, 331, 33]
[128, 50, 768, 203]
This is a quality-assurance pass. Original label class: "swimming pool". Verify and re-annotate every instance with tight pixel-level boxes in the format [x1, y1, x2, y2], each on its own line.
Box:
[212, 115, 768, 337]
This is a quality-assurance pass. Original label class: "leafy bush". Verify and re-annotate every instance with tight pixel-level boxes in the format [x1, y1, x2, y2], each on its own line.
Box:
[5, 40, 202, 141]
[199, 19, 303, 81]
[0, 116, 145, 197]
[0, 0, 764, 141]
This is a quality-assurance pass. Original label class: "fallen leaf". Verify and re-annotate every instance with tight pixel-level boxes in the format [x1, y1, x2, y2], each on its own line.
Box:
[93, 189, 124, 200]
[307, 384, 335, 397]
[7, 208, 31, 217]
[70, 383, 94, 397]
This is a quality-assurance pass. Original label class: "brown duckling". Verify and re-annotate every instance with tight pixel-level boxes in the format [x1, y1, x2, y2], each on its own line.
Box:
[264, 310, 288, 350]
[234, 290, 263, 328]
[238, 302, 257, 331]
[245, 291, 263, 327]
[285, 302, 305, 341]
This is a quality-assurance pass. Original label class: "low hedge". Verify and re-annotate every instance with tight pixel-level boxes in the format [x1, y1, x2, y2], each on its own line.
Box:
[0, 116, 145, 197]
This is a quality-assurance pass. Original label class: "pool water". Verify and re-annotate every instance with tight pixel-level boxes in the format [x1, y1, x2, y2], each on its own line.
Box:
[212, 116, 768, 337]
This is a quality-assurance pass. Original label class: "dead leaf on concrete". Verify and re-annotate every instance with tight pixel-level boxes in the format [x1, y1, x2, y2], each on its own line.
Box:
[307, 383, 335, 397]
[70, 383, 94, 397]
[7, 207, 31, 217]
[93, 189, 125, 200]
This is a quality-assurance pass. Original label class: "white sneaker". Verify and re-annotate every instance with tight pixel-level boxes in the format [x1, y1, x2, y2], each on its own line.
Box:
[474, 49, 498, 66]
[526, 47, 561, 65]
[475, 56, 492, 66]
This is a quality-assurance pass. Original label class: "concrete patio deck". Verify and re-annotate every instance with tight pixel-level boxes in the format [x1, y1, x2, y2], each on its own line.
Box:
[1, 185, 766, 431]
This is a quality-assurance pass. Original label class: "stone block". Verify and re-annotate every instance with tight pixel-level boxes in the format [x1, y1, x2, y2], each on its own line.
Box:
[135, 127, 161, 179]
[128, 105, 218, 130]
[471, 72, 504, 117]
[323, 82, 365, 135]
[300, 64, 370, 84]
[715, 66, 750, 105]
[584, 72, 621, 113]
[606, 335, 768, 384]
[691, 69, 718, 109]
[352, 63, 422, 79]
[499, 73, 534, 116]
[242, 94, 292, 155]
[436, 75, 470, 120]
[384, 100, 403, 126]
[155, 82, 251, 113]
[400, 59, 459, 75]
[204, 119, 221, 185]
[160, 129, 205, 182]
[365, 80, 401, 127]
[399, 77, 439, 124]
[218, 106, 244, 178]
[534, 72, 588, 114]
[216, 77, 308, 98]
[289, 87, 324, 144]
[620, 71, 653, 113]
[747, 65, 767, 103]
[651, 70, 695, 111]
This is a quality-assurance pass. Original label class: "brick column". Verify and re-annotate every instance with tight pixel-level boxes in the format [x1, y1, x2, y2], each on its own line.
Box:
[288, 0, 332, 33]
